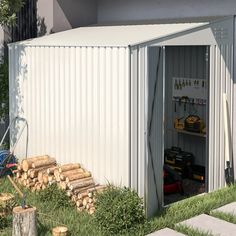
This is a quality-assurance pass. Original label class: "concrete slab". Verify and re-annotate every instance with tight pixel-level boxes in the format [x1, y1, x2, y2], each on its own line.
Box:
[178, 214, 236, 236]
[212, 202, 236, 216]
[147, 228, 185, 236]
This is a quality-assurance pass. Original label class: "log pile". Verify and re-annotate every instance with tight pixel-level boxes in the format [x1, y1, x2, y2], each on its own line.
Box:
[15, 156, 106, 214]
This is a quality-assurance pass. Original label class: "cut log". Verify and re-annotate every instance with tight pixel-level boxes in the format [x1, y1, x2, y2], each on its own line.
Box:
[59, 168, 84, 180]
[68, 177, 93, 186]
[16, 172, 21, 179]
[82, 197, 90, 206]
[48, 175, 54, 182]
[22, 172, 28, 180]
[17, 165, 22, 171]
[54, 169, 61, 182]
[76, 200, 83, 207]
[43, 175, 49, 185]
[29, 165, 54, 178]
[73, 184, 97, 195]
[71, 195, 77, 202]
[89, 207, 95, 215]
[59, 163, 81, 173]
[47, 166, 58, 175]
[87, 185, 107, 193]
[32, 158, 56, 169]
[65, 172, 91, 183]
[12, 206, 37, 236]
[38, 171, 47, 184]
[78, 192, 89, 200]
[59, 181, 67, 190]
[22, 155, 49, 171]
[52, 226, 68, 236]
[69, 179, 94, 191]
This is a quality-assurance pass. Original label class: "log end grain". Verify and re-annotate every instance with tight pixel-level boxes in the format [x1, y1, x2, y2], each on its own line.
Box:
[52, 226, 68, 236]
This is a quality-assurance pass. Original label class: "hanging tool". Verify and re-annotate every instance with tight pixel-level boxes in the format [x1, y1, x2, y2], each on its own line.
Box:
[0, 117, 28, 177]
[223, 94, 234, 185]
[7, 175, 26, 209]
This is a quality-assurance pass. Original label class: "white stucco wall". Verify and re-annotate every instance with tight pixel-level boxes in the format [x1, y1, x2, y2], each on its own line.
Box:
[37, 0, 54, 35]
[37, 0, 97, 34]
[54, 0, 97, 31]
[97, 0, 236, 23]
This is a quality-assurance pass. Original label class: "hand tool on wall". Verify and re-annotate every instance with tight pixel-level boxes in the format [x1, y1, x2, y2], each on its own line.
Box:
[223, 93, 234, 185]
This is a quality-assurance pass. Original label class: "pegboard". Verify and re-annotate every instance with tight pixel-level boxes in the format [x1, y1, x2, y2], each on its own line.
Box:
[172, 77, 207, 104]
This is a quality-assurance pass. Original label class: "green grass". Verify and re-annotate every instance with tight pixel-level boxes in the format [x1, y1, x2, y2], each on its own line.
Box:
[174, 224, 213, 236]
[210, 210, 236, 224]
[1, 177, 236, 236]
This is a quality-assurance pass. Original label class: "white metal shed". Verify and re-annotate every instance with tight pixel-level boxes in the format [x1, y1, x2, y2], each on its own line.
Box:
[9, 17, 236, 217]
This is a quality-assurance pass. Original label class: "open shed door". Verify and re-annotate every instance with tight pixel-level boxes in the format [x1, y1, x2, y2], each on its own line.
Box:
[146, 46, 165, 217]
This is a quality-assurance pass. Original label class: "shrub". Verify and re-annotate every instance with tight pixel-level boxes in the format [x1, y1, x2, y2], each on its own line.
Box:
[94, 185, 145, 234]
[37, 183, 71, 209]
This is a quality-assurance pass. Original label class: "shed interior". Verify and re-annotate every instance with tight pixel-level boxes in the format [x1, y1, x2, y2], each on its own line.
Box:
[162, 46, 209, 204]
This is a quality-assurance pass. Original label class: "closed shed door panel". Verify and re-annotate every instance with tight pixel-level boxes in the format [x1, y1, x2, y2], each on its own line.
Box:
[9, 45, 130, 186]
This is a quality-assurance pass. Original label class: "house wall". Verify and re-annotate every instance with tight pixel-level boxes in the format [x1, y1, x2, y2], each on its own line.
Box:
[37, 0, 97, 35]
[97, 0, 236, 24]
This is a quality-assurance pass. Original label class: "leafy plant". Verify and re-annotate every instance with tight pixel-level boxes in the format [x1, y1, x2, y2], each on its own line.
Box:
[37, 183, 72, 209]
[0, 0, 24, 26]
[94, 185, 145, 235]
[0, 60, 9, 121]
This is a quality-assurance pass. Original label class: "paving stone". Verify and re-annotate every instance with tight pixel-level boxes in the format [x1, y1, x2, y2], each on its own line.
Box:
[178, 214, 236, 236]
[212, 202, 236, 216]
[147, 228, 185, 236]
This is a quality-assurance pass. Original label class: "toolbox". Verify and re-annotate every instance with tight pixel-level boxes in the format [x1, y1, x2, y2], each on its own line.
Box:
[184, 115, 205, 133]
[164, 147, 194, 178]
[190, 165, 205, 182]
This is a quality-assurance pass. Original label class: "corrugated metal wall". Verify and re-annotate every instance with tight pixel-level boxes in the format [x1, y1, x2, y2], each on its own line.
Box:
[9, 45, 130, 186]
[208, 44, 234, 191]
[165, 46, 207, 166]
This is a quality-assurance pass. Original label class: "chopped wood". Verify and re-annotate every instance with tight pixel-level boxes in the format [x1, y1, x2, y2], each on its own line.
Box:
[78, 192, 88, 200]
[58, 163, 81, 173]
[17, 165, 22, 171]
[87, 185, 107, 193]
[48, 176, 54, 182]
[52, 226, 68, 236]
[22, 155, 49, 171]
[76, 200, 83, 207]
[43, 175, 49, 185]
[69, 179, 95, 191]
[65, 172, 91, 183]
[15, 157, 105, 214]
[59, 181, 67, 190]
[47, 166, 58, 175]
[29, 165, 55, 178]
[59, 168, 84, 181]
[73, 184, 97, 195]
[68, 177, 93, 186]
[54, 169, 61, 182]
[32, 158, 56, 169]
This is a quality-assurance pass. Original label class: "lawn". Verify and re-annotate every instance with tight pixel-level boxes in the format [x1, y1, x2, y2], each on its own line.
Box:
[1, 177, 236, 236]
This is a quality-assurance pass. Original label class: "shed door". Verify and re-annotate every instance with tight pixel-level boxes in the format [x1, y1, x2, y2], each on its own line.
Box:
[146, 46, 165, 217]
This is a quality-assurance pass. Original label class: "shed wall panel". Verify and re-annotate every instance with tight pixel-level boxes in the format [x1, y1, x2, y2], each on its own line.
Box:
[208, 44, 234, 191]
[9, 45, 130, 186]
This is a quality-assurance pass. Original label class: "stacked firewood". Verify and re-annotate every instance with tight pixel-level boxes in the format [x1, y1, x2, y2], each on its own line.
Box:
[15, 155, 106, 214]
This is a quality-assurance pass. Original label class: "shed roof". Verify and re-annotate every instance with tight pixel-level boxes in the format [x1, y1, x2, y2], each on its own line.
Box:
[11, 22, 208, 47]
